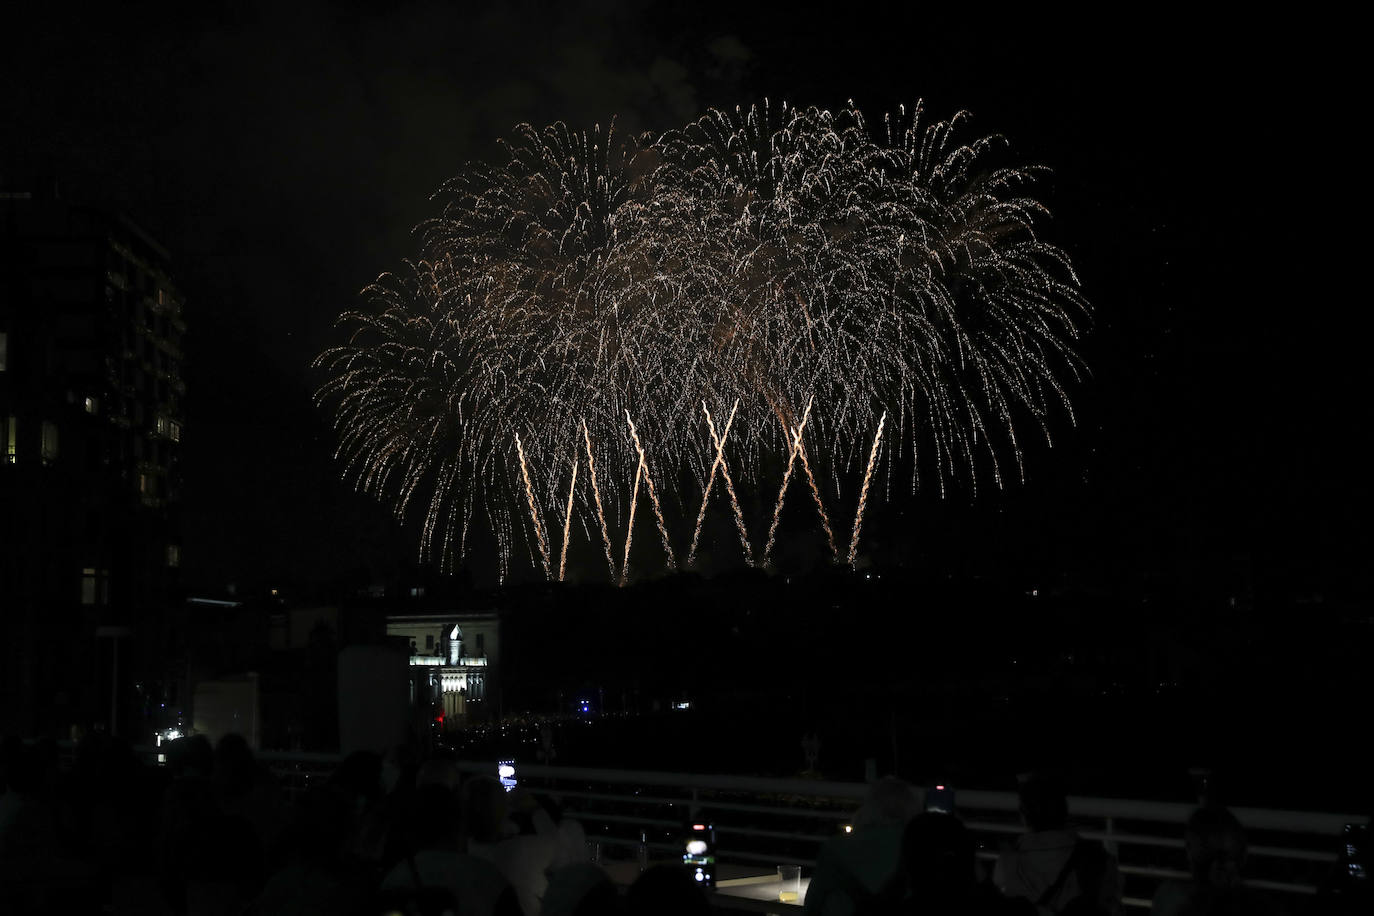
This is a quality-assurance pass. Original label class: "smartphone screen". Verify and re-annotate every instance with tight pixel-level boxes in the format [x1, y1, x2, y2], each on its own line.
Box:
[498, 759, 517, 793]
[1346, 823, 1368, 880]
[925, 784, 955, 814]
[683, 822, 716, 887]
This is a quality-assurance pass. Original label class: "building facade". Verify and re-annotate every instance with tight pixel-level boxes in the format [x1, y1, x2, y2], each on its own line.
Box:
[1, 187, 185, 738]
[386, 611, 498, 725]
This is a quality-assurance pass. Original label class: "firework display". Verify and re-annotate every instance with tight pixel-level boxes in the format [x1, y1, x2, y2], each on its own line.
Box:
[314, 101, 1087, 582]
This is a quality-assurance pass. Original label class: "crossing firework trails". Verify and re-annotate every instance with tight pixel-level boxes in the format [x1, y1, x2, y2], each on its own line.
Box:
[315, 101, 1087, 582]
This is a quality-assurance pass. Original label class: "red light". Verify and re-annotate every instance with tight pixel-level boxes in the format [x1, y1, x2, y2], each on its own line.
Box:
[692, 824, 706, 831]
[936, 785, 945, 790]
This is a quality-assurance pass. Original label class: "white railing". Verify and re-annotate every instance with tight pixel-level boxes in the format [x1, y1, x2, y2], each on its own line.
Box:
[256, 749, 347, 799]
[99, 744, 343, 800]
[46, 741, 1365, 910]
[452, 760, 1368, 910]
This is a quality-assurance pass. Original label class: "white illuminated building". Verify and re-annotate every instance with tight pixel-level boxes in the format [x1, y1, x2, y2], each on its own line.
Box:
[386, 612, 498, 723]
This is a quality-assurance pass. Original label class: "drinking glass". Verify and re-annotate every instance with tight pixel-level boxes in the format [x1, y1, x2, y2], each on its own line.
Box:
[777, 865, 802, 903]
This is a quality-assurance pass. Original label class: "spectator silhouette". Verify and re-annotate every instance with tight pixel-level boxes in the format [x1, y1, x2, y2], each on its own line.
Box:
[993, 772, 1121, 915]
[215, 734, 258, 797]
[416, 757, 461, 793]
[0, 737, 17, 784]
[805, 776, 923, 916]
[160, 735, 217, 914]
[382, 742, 419, 796]
[897, 812, 1036, 915]
[329, 750, 383, 813]
[1150, 805, 1284, 916]
[155, 733, 268, 916]
[377, 782, 520, 916]
[255, 786, 367, 916]
[0, 741, 59, 860]
[461, 775, 509, 846]
[183, 811, 266, 916]
[214, 734, 287, 867]
[468, 783, 577, 915]
[328, 750, 396, 866]
[372, 743, 422, 867]
[626, 863, 709, 916]
[543, 862, 623, 916]
[170, 734, 216, 780]
[0, 739, 100, 912]
[154, 734, 281, 915]
[67, 732, 161, 909]
[1313, 813, 1371, 915]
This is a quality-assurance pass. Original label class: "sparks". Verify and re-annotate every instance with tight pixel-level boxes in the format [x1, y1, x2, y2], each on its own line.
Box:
[314, 102, 1087, 582]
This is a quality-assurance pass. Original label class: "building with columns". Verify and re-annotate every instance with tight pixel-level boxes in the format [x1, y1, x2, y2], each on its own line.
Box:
[386, 611, 498, 724]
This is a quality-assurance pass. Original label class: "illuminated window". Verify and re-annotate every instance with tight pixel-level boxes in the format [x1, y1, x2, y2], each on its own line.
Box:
[41, 422, 58, 465]
[85, 396, 99, 415]
[81, 568, 108, 605]
[166, 544, 180, 568]
[156, 415, 169, 437]
[0, 331, 7, 371]
[168, 421, 181, 443]
[3, 416, 14, 463]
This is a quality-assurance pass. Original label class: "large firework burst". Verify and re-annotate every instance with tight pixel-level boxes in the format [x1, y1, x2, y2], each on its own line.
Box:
[314, 101, 1087, 582]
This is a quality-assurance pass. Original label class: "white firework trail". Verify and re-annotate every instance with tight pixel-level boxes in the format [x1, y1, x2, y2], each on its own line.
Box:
[559, 457, 578, 582]
[626, 411, 675, 570]
[763, 397, 814, 566]
[848, 411, 887, 568]
[514, 433, 550, 580]
[314, 103, 1088, 582]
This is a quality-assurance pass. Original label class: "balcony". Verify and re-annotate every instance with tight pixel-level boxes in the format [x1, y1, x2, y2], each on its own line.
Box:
[32, 740, 1368, 911]
[438, 759, 1367, 911]
[409, 654, 488, 667]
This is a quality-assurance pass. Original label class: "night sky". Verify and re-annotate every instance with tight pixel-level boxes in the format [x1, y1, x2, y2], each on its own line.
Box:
[4, 4, 1359, 603]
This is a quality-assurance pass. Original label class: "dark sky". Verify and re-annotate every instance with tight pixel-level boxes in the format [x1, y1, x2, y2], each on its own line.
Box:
[4, 3, 1359, 601]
